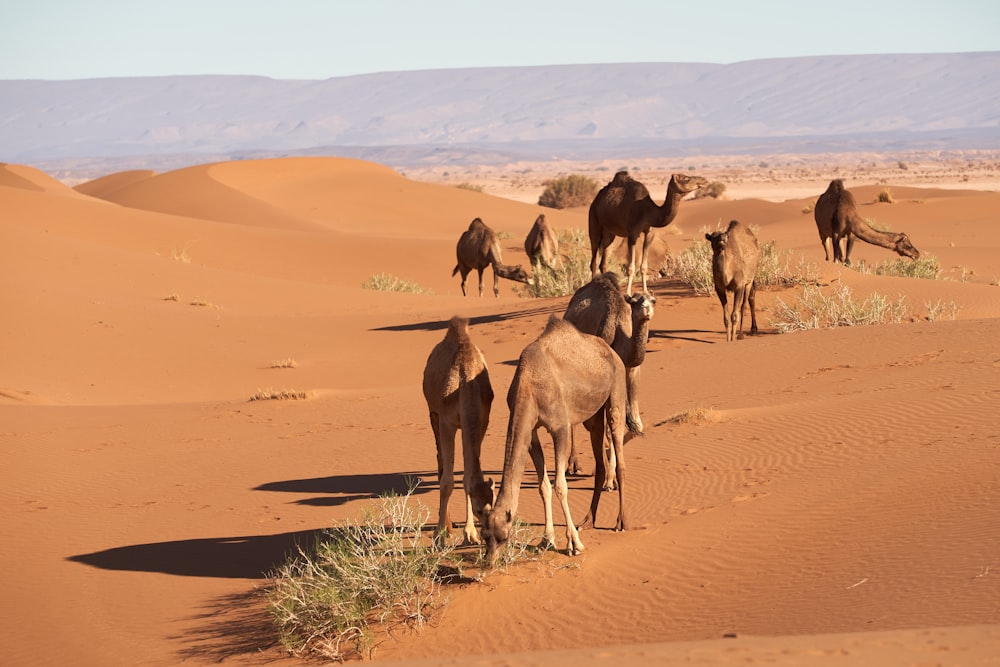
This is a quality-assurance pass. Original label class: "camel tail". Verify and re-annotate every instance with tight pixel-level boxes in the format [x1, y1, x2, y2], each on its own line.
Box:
[451, 264, 460, 277]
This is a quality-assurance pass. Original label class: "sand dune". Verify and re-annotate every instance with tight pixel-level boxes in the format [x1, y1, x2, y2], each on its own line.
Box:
[2, 157, 998, 666]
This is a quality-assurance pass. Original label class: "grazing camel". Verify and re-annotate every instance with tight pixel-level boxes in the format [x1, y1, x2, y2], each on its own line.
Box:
[814, 179, 921, 265]
[563, 272, 654, 483]
[589, 171, 708, 295]
[524, 213, 560, 270]
[705, 220, 760, 342]
[452, 217, 532, 297]
[482, 317, 641, 564]
[422, 316, 495, 545]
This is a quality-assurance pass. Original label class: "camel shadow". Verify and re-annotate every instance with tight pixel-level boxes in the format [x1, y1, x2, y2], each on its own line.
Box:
[68, 529, 320, 579]
[254, 471, 434, 507]
[372, 303, 564, 333]
[172, 590, 279, 662]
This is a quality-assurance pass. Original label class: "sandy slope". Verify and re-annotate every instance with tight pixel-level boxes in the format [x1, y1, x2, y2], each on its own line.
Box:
[2, 157, 999, 666]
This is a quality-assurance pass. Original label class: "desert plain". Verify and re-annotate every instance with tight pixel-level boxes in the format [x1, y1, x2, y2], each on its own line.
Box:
[2, 152, 1000, 666]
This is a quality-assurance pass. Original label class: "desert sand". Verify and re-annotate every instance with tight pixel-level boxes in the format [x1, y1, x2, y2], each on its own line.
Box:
[2, 155, 999, 666]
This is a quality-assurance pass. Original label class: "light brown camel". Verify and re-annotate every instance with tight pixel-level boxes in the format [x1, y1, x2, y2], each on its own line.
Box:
[482, 317, 641, 564]
[563, 272, 654, 483]
[422, 316, 495, 545]
[452, 217, 532, 297]
[589, 171, 708, 295]
[524, 213, 560, 270]
[705, 220, 760, 342]
[814, 179, 921, 265]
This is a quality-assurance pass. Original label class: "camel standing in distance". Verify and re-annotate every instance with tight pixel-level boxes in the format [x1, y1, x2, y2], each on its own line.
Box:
[589, 171, 709, 295]
[706, 220, 760, 342]
[563, 272, 653, 483]
[422, 316, 495, 545]
[482, 317, 641, 564]
[453, 217, 532, 297]
[524, 213, 560, 270]
[814, 179, 921, 265]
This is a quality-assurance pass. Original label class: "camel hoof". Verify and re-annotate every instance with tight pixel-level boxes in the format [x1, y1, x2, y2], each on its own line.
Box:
[537, 537, 556, 552]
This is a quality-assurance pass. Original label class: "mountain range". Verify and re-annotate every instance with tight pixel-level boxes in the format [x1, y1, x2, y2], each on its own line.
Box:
[2, 52, 999, 173]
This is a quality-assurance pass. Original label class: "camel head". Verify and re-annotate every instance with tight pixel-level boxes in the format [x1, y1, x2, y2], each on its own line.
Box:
[893, 233, 920, 260]
[672, 173, 710, 197]
[481, 504, 513, 566]
[626, 292, 656, 323]
[705, 229, 729, 254]
[495, 263, 534, 286]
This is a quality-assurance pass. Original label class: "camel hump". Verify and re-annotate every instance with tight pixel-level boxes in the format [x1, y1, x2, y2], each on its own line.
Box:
[446, 316, 471, 343]
[610, 170, 632, 186]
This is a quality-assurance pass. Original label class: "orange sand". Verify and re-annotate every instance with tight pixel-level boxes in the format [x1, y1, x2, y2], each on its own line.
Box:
[2, 156, 999, 666]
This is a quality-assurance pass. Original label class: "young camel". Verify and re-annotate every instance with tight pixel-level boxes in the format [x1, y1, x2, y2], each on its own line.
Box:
[563, 272, 654, 484]
[452, 217, 532, 297]
[589, 171, 708, 295]
[482, 317, 641, 564]
[524, 213, 560, 270]
[705, 220, 760, 342]
[814, 179, 921, 264]
[422, 316, 495, 545]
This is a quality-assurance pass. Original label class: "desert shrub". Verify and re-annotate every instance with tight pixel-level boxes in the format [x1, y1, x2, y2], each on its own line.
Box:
[693, 181, 726, 199]
[248, 388, 308, 402]
[517, 227, 593, 298]
[538, 174, 599, 209]
[876, 188, 895, 203]
[362, 273, 429, 294]
[267, 485, 456, 662]
[454, 182, 484, 192]
[853, 255, 941, 279]
[924, 300, 960, 321]
[770, 283, 910, 332]
[660, 231, 817, 296]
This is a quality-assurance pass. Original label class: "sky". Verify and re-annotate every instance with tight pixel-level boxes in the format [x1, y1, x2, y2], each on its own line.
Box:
[2, 0, 998, 81]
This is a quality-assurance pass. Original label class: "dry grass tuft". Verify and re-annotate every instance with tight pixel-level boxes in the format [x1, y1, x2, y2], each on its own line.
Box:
[248, 388, 309, 402]
[658, 407, 724, 426]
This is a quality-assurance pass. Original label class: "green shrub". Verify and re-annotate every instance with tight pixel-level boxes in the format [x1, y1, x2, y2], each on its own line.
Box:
[853, 255, 941, 280]
[538, 174, 599, 209]
[267, 485, 456, 662]
[362, 273, 429, 294]
[517, 228, 593, 298]
[770, 284, 910, 332]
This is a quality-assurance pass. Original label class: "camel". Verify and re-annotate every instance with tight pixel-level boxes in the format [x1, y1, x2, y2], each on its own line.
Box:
[814, 179, 921, 265]
[706, 220, 760, 342]
[589, 171, 708, 295]
[563, 272, 654, 482]
[422, 316, 495, 545]
[481, 317, 641, 564]
[452, 217, 533, 297]
[524, 213, 560, 270]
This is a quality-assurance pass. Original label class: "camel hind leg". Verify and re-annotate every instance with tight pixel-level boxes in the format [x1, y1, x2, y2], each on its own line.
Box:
[606, 398, 629, 531]
[528, 431, 556, 551]
[550, 424, 584, 555]
[578, 411, 607, 530]
[431, 413, 457, 544]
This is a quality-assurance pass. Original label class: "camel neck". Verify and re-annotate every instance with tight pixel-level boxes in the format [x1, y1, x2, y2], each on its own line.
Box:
[851, 217, 899, 248]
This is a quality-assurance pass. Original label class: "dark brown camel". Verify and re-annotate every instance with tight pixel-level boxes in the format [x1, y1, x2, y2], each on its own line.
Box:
[452, 217, 532, 297]
[814, 179, 920, 265]
[589, 171, 708, 294]
[481, 317, 641, 564]
[422, 316, 495, 544]
[706, 220, 760, 342]
[563, 272, 653, 483]
[524, 213, 559, 270]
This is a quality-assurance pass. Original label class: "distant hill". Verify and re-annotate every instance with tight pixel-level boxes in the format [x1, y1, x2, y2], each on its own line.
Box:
[2, 52, 999, 172]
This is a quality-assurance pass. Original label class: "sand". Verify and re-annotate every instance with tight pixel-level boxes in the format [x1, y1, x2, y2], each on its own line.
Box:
[2, 156, 999, 666]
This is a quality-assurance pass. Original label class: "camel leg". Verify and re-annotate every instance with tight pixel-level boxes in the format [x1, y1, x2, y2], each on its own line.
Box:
[491, 266, 500, 298]
[433, 414, 457, 544]
[566, 425, 585, 476]
[459, 412, 486, 545]
[747, 281, 758, 335]
[578, 412, 606, 530]
[822, 236, 832, 262]
[734, 284, 747, 341]
[528, 431, 556, 551]
[550, 425, 584, 555]
[476, 268, 485, 297]
[624, 237, 639, 295]
[715, 287, 730, 341]
[459, 269, 469, 296]
[625, 365, 643, 433]
[607, 403, 629, 532]
[638, 230, 652, 294]
[844, 234, 856, 266]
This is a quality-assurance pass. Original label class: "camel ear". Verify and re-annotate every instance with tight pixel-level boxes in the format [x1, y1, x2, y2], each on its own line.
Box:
[704, 233, 712, 241]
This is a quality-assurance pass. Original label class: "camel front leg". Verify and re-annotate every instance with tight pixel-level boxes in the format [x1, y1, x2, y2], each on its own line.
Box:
[433, 416, 457, 544]
[608, 408, 629, 532]
[732, 284, 746, 342]
[476, 268, 485, 297]
[747, 281, 758, 336]
[528, 431, 555, 551]
[579, 412, 606, 530]
[491, 266, 500, 298]
[624, 237, 639, 295]
[715, 287, 731, 341]
[551, 425, 584, 555]
[638, 230, 653, 294]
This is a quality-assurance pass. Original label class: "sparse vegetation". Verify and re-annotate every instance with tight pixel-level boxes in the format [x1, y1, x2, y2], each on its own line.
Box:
[362, 273, 429, 294]
[537, 174, 599, 209]
[267, 485, 456, 662]
[454, 182, 484, 193]
[853, 255, 941, 279]
[657, 407, 724, 426]
[269, 358, 298, 369]
[770, 284, 910, 332]
[660, 229, 818, 296]
[876, 188, 895, 204]
[517, 228, 592, 298]
[693, 181, 727, 199]
[164, 293, 180, 302]
[249, 388, 309, 402]
[924, 300, 960, 321]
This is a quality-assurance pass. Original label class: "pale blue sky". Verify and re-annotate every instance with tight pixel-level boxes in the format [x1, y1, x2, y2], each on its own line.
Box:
[2, 0, 998, 80]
